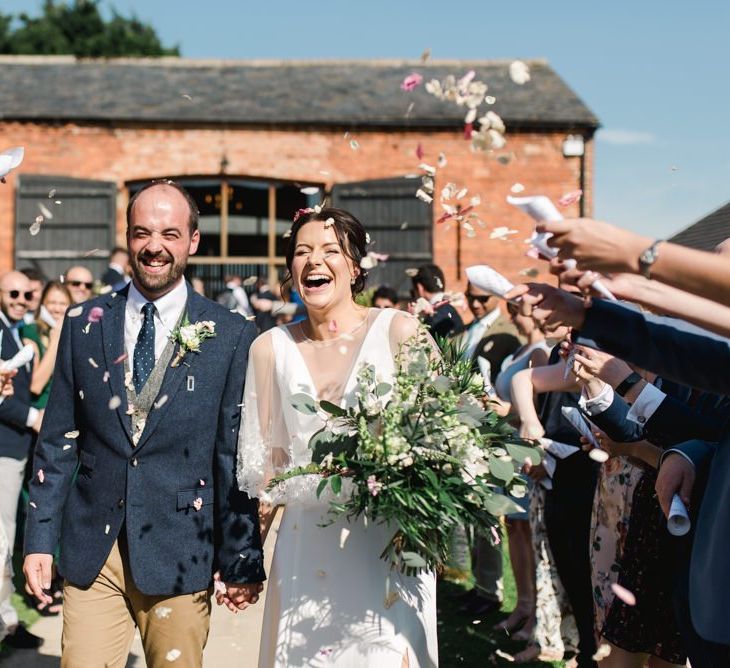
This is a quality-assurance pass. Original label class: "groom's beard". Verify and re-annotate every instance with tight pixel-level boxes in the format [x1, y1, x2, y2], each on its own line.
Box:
[131, 250, 187, 295]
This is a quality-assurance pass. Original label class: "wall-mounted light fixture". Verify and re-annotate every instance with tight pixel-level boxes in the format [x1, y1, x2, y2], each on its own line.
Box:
[562, 135, 584, 157]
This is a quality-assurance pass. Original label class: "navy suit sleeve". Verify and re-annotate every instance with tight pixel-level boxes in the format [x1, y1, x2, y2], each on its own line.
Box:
[644, 396, 728, 447]
[672, 439, 717, 470]
[215, 320, 266, 584]
[584, 392, 644, 442]
[575, 299, 730, 394]
[24, 315, 79, 555]
[0, 394, 32, 429]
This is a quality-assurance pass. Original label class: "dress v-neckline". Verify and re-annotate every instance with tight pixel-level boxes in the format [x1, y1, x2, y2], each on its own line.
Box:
[281, 308, 386, 407]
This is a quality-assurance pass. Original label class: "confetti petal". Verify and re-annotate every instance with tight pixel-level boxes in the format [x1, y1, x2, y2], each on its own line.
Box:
[611, 583, 636, 606]
[242, 275, 258, 287]
[510, 183, 525, 194]
[339, 527, 350, 549]
[108, 396, 122, 410]
[192, 497, 203, 511]
[37, 469, 45, 483]
[155, 606, 173, 619]
[415, 143, 424, 160]
[88, 358, 99, 368]
[154, 394, 168, 410]
[87, 306, 104, 323]
[114, 353, 128, 365]
[558, 189, 583, 207]
[165, 649, 181, 662]
[63, 444, 71, 451]
[415, 189, 433, 204]
[65, 430, 80, 439]
[300, 186, 320, 195]
[38, 202, 53, 219]
[400, 72, 424, 92]
[102, 371, 110, 383]
[593, 644, 612, 661]
[509, 60, 531, 85]
[105, 524, 110, 535]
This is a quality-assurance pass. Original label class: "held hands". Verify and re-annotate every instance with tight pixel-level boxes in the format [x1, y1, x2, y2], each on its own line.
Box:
[213, 571, 263, 613]
[23, 553, 54, 606]
[655, 453, 695, 518]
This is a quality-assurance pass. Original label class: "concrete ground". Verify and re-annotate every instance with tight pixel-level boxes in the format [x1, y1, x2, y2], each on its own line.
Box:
[0, 513, 280, 668]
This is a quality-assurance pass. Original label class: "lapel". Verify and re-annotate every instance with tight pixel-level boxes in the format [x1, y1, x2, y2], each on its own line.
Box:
[133, 284, 211, 453]
[0, 318, 20, 360]
[100, 286, 134, 444]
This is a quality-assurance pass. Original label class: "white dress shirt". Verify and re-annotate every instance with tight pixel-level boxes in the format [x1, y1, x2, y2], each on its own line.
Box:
[0, 310, 39, 426]
[462, 307, 501, 360]
[125, 279, 188, 367]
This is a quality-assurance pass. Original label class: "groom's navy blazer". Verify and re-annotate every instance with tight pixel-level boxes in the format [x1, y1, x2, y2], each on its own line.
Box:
[573, 299, 730, 644]
[24, 283, 265, 595]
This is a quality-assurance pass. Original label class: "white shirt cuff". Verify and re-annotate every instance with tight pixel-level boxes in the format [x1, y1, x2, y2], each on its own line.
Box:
[542, 452, 557, 478]
[579, 383, 614, 415]
[661, 448, 695, 469]
[26, 407, 40, 429]
[626, 383, 666, 426]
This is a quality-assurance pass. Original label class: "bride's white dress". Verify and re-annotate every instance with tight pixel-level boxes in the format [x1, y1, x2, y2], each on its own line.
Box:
[237, 308, 438, 667]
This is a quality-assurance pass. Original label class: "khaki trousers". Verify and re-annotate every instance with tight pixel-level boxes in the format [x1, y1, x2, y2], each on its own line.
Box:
[61, 538, 211, 668]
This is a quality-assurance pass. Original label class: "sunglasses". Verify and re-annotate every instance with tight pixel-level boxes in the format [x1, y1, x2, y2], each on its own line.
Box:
[466, 293, 491, 304]
[4, 290, 34, 301]
[68, 280, 93, 290]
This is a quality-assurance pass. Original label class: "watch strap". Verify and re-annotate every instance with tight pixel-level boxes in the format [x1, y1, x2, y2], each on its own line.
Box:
[616, 371, 643, 396]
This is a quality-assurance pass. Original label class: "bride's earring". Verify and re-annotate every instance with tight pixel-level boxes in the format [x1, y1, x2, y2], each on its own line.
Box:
[350, 277, 356, 286]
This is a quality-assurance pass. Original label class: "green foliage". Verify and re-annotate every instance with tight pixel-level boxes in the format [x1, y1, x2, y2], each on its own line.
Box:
[0, 1, 179, 57]
[268, 324, 543, 574]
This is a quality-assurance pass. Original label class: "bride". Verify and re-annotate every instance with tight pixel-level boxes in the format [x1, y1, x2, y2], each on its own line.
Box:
[237, 207, 438, 667]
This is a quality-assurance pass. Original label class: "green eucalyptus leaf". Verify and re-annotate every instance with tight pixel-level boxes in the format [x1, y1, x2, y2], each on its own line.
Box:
[484, 492, 524, 516]
[319, 400, 346, 417]
[506, 442, 543, 465]
[489, 456, 516, 483]
[316, 477, 329, 498]
[401, 551, 428, 569]
[310, 429, 357, 464]
[291, 393, 317, 415]
[375, 382, 392, 397]
[330, 474, 342, 495]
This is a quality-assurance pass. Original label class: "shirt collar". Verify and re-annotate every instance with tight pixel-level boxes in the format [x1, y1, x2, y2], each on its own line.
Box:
[128, 279, 188, 331]
[429, 292, 445, 305]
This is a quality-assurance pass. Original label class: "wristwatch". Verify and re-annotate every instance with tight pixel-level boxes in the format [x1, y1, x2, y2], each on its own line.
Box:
[638, 239, 663, 279]
[616, 371, 643, 396]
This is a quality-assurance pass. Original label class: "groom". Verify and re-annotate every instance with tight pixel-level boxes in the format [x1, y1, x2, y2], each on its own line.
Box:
[23, 180, 265, 667]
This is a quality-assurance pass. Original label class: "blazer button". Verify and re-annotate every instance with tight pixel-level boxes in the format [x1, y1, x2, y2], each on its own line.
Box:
[118, 499, 125, 508]
[130, 457, 138, 467]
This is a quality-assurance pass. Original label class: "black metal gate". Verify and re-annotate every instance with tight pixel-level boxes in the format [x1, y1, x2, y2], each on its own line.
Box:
[331, 176, 433, 297]
[15, 175, 117, 281]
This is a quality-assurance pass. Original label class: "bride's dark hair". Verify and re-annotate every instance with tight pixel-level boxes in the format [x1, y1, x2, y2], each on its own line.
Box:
[283, 207, 368, 296]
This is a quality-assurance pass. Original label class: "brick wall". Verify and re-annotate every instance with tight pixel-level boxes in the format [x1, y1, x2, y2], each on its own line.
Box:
[0, 121, 592, 291]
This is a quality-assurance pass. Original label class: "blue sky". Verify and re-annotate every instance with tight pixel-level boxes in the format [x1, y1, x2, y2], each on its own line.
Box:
[6, 0, 730, 239]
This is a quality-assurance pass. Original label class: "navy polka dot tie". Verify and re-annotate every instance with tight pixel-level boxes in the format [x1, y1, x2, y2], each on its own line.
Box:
[133, 302, 156, 394]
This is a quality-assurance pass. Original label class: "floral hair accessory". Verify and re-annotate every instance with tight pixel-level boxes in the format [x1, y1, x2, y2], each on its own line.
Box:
[293, 207, 315, 223]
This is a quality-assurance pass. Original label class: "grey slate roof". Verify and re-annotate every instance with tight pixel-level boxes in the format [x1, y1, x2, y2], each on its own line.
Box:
[0, 56, 598, 130]
[669, 200, 730, 252]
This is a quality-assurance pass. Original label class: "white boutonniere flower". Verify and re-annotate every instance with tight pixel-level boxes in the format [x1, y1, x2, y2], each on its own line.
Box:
[170, 317, 216, 367]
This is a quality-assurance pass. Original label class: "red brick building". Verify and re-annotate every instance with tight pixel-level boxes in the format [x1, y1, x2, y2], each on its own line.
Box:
[0, 56, 598, 295]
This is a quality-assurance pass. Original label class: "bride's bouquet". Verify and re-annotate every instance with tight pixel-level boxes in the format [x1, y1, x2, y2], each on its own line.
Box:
[267, 327, 541, 574]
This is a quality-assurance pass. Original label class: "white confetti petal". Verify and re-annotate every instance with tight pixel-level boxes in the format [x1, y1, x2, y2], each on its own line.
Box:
[300, 186, 320, 195]
[339, 528, 350, 549]
[67, 306, 83, 318]
[510, 183, 525, 194]
[155, 606, 173, 619]
[29, 501, 37, 508]
[611, 583, 636, 606]
[63, 444, 72, 451]
[242, 275, 258, 286]
[102, 371, 110, 383]
[48, 188, 57, 198]
[64, 430, 80, 439]
[165, 649, 182, 662]
[154, 395, 168, 410]
[79, 390, 85, 400]
[509, 60, 531, 85]
[415, 189, 433, 204]
[349, 139, 360, 150]
[105, 524, 110, 535]
[108, 396, 122, 410]
[38, 202, 53, 219]
[88, 358, 98, 368]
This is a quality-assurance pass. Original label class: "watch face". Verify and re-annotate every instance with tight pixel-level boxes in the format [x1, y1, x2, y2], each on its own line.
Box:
[640, 249, 653, 263]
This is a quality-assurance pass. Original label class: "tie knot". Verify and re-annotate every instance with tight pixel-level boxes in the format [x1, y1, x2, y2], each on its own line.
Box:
[141, 302, 155, 319]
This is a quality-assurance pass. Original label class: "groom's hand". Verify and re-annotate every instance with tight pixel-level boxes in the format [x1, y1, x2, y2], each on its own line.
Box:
[222, 582, 264, 612]
[23, 553, 54, 605]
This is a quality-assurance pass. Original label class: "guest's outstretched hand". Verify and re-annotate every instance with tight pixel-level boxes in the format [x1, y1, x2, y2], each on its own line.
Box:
[504, 283, 587, 332]
[656, 454, 695, 518]
[538, 218, 651, 274]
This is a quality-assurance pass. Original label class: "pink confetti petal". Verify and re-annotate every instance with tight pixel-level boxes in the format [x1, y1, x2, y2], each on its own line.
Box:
[328, 320, 338, 333]
[415, 143, 424, 160]
[37, 469, 45, 483]
[400, 72, 423, 92]
[113, 353, 128, 365]
[463, 122, 473, 140]
[192, 497, 203, 511]
[87, 306, 104, 323]
[558, 189, 583, 207]
[611, 583, 636, 606]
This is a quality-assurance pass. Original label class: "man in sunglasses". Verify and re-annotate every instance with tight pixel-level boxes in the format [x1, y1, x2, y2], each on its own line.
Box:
[63, 266, 94, 304]
[0, 271, 43, 650]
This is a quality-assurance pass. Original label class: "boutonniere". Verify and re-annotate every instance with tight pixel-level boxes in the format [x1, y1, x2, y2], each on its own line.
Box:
[170, 316, 216, 368]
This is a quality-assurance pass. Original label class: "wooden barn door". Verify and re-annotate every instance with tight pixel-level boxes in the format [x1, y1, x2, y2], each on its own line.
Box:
[331, 177, 433, 297]
[15, 175, 117, 281]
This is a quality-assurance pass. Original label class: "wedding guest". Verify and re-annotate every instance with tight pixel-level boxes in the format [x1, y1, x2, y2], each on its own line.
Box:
[510, 350, 599, 667]
[455, 285, 521, 618]
[100, 247, 130, 291]
[411, 263, 465, 338]
[0, 271, 43, 649]
[63, 265, 94, 304]
[216, 274, 253, 317]
[372, 285, 398, 309]
[190, 275, 206, 296]
[20, 268, 45, 324]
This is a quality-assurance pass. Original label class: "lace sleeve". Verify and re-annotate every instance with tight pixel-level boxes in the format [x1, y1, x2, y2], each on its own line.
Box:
[236, 332, 291, 505]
